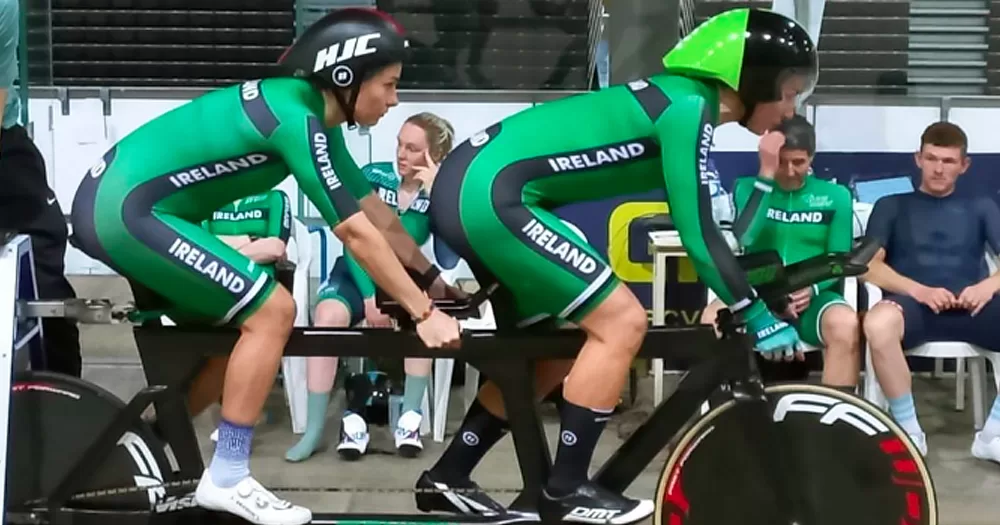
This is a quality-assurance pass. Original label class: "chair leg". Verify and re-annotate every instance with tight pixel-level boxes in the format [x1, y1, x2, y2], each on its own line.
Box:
[863, 347, 888, 410]
[991, 353, 1000, 393]
[971, 358, 985, 429]
[464, 364, 480, 412]
[986, 353, 1000, 428]
[653, 358, 664, 406]
[282, 356, 307, 435]
[934, 358, 944, 379]
[957, 358, 966, 412]
[432, 359, 453, 443]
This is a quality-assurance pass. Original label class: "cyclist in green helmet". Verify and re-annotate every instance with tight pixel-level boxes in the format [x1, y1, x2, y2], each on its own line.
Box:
[416, 8, 818, 523]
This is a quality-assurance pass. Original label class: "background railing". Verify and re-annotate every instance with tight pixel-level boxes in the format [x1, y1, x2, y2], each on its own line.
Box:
[677, 0, 698, 37]
[15, 1, 1000, 113]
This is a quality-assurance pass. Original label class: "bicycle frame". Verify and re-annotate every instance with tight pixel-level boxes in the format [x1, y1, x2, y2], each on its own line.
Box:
[128, 323, 732, 511]
[3, 231, 887, 525]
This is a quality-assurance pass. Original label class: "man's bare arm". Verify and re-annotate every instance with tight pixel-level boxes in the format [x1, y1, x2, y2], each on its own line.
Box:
[863, 248, 923, 296]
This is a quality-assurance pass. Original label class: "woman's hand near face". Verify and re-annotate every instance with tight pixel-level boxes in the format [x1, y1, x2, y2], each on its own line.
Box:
[412, 150, 440, 191]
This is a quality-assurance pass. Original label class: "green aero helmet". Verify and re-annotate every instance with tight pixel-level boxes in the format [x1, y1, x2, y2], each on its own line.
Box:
[663, 8, 817, 125]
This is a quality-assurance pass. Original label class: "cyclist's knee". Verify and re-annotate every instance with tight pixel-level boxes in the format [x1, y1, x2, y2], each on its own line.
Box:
[314, 299, 351, 327]
[580, 285, 647, 353]
[243, 286, 295, 335]
[862, 302, 903, 348]
[821, 305, 860, 349]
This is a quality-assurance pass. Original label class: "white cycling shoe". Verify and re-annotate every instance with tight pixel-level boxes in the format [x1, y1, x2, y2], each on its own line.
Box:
[394, 410, 424, 458]
[194, 470, 312, 525]
[971, 431, 1000, 463]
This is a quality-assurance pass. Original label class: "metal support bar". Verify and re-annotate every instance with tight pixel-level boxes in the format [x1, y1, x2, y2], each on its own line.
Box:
[98, 87, 111, 116]
[55, 87, 68, 116]
[15, 299, 115, 324]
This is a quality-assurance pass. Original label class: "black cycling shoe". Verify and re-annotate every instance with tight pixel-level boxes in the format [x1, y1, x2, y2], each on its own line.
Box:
[539, 482, 654, 525]
[414, 470, 511, 516]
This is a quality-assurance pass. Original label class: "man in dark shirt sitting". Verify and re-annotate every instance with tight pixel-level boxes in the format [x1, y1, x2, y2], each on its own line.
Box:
[863, 121, 1000, 460]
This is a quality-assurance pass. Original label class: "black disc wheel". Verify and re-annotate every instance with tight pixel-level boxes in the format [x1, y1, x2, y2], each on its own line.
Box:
[654, 384, 936, 525]
[7, 371, 174, 511]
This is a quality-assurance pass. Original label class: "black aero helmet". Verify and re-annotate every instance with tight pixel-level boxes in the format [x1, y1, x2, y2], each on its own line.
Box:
[776, 114, 815, 155]
[662, 8, 817, 127]
[278, 8, 409, 126]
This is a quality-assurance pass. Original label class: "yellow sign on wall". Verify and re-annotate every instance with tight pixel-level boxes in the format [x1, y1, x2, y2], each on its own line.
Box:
[606, 201, 699, 284]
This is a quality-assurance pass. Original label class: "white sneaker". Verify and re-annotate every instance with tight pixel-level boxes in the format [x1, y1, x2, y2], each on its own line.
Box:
[394, 410, 423, 458]
[908, 432, 928, 457]
[336, 412, 370, 461]
[971, 431, 1000, 463]
[194, 470, 311, 525]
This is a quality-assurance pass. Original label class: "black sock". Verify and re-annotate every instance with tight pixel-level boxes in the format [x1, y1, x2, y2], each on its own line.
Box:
[430, 399, 509, 481]
[546, 400, 612, 496]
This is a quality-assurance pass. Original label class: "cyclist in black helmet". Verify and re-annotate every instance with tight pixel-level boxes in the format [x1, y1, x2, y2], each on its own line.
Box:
[417, 8, 817, 523]
[69, 8, 461, 524]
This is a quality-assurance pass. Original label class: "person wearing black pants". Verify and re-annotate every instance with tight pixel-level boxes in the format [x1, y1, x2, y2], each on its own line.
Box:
[0, 0, 81, 376]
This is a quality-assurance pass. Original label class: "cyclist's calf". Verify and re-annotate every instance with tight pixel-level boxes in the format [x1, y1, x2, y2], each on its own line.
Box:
[568, 284, 648, 409]
[221, 285, 295, 425]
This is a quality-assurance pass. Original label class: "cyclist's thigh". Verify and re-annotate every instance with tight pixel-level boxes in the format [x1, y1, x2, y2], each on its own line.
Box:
[799, 290, 851, 347]
[316, 257, 365, 326]
[100, 211, 276, 325]
[462, 198, 617, 327]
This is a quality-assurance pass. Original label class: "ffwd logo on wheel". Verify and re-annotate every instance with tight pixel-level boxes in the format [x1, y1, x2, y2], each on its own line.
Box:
[118, 431, 166, 508]
[772, 393, 890, 436]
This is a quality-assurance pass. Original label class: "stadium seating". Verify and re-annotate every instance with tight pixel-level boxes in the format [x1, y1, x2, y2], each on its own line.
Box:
[695, 0, 909, 95]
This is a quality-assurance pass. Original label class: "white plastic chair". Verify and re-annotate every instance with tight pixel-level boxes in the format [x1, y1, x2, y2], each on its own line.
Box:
[281, 219, 316, 434]
[861, 256, 1000, 429]
[303, 226, 433, 435]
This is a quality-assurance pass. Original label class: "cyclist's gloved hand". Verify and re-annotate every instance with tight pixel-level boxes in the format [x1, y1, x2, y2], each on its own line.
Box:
[743, 300, 801, 361]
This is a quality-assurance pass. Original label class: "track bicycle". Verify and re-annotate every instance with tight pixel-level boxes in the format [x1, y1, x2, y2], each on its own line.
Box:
[2, 233, 935, 525]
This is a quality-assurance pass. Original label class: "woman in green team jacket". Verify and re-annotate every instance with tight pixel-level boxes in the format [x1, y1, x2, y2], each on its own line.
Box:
[286, 112, 456, 462]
